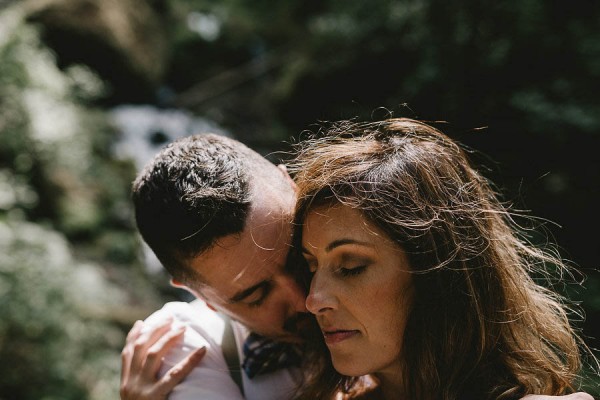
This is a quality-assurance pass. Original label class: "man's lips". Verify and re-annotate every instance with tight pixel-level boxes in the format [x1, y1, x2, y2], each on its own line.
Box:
[322, 329, 360, 345]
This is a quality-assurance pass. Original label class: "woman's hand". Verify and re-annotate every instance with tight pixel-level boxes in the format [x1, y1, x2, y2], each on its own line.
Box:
[120, 319, 206, 400]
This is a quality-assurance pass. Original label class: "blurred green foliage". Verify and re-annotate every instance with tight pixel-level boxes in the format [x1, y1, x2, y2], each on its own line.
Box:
[0, 12, 130, 237]
[0, 219, 124, 399]
[0, 6, 162, 399]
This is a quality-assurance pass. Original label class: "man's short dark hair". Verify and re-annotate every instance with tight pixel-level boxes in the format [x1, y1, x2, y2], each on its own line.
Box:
[132, 133, 264, 283]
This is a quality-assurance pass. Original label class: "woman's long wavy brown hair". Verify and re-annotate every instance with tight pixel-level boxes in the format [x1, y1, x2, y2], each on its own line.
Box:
[289, 118, 592, 400]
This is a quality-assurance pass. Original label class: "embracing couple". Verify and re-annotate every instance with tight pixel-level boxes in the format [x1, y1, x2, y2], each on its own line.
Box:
[120, 118, 595, 400]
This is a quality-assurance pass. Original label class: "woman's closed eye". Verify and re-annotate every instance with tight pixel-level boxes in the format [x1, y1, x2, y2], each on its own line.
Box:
[302, 251, 373, 277]
[338, 264, 367, 277]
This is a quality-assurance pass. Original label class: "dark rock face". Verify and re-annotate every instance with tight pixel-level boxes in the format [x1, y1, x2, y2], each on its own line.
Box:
[24, 0, 170, 102]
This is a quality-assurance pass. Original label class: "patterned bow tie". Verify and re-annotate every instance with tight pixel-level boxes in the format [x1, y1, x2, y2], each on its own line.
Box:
[241, 332, 302, 379]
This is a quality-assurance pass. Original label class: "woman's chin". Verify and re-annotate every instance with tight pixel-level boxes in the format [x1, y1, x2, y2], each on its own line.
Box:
[332, 359, 366, 377]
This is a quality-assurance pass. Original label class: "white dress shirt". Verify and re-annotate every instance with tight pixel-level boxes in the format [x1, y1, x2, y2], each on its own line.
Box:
[142, 300, 302, 400]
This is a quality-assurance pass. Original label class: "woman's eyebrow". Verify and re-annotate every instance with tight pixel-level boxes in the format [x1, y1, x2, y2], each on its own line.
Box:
[301, 238, 374, 255]
[325, 238, 372, 252]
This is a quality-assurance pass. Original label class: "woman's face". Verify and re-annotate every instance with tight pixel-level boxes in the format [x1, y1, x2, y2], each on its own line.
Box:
[302, 203, 413, 378]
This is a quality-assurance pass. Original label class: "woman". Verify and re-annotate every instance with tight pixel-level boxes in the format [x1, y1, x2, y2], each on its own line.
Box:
[288, 118, 593, 399]
[121, 118, 595, 399]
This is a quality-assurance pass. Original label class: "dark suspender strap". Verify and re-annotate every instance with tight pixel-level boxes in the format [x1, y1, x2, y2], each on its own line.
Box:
[220, 314, 244, 396]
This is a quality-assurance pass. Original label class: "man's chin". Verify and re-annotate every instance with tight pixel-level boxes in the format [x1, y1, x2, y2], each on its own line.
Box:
[296, 316, 322, 342]
[278, 320, 322, 344]
[283, 313, 318, 340]
[249, 314, 318, 343]
[258, 331, 304, 344]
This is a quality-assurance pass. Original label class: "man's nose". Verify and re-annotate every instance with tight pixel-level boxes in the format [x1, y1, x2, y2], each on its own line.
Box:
[280, 273, 308, 313]
[305, 271, 336, 315]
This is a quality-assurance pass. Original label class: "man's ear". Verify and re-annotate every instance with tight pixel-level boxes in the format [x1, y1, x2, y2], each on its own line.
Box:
[277, 164, 297, 192]
[170, 278, 198, 298]
[170, 278, 218, 311]
[170, 278, 187, 289]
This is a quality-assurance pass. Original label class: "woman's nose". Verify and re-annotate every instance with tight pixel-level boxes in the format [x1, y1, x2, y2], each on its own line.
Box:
[305, 272, 336, 315]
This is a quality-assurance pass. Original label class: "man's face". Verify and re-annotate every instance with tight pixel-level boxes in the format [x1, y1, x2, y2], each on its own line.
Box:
[179, 194, 311, 343]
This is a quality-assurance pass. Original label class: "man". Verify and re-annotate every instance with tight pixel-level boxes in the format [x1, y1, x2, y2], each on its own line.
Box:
[120, 133, 593, 400]
[121, 133, 311, 400]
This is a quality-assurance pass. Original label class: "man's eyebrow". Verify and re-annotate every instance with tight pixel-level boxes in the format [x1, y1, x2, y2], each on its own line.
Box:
[301, 238, 373, 255]
[228, 280, 271, 304]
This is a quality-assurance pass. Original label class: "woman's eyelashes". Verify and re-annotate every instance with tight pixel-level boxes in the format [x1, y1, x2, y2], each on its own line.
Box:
[338, 264, 367, 277]
[304, 258, 369, 278]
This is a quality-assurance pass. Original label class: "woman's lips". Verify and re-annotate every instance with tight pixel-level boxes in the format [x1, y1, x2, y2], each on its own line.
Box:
[323, 329, 360, 345]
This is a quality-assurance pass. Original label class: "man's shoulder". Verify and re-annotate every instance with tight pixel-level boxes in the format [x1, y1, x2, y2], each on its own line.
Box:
[148, 299, 211, 317]
[144, 300, 227, 345]
[140, 301, 246, 400]
[145, 299, 213, 322]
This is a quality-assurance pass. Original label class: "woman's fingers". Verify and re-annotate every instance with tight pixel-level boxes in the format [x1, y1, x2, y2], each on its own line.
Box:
[155, 346, 207, 395]
[121, 320, 145, 383]
[143, 325, 186, 379]
[127, 320, 145, 342]
[130, 318, 173, 373]
[121, 318, 202, 400]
